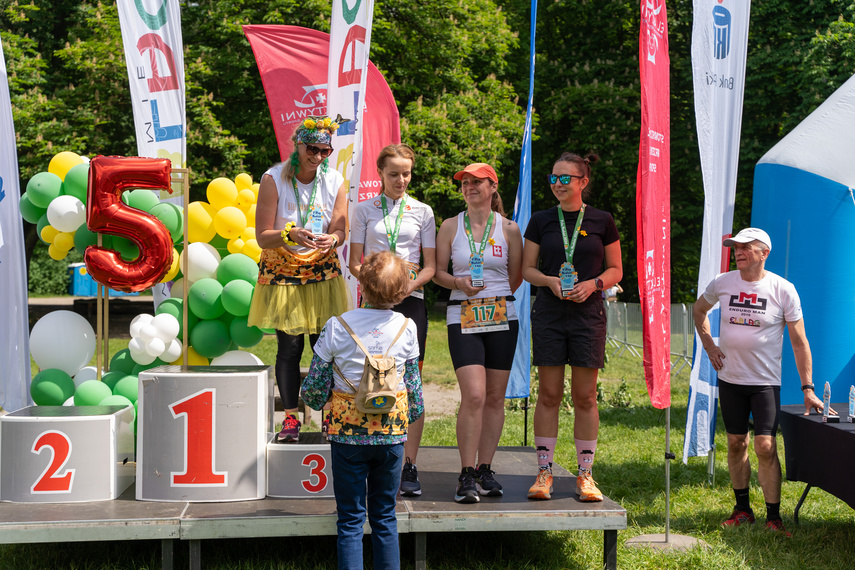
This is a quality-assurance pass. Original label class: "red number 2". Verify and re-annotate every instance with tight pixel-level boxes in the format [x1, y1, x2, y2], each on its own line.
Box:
[301, 453, 328, 493]
[31, 431, 75, 494]
[169, 389, 227, 487]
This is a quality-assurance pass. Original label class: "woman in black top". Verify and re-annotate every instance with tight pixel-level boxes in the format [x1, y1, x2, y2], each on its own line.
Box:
[521, 152, 622, 502]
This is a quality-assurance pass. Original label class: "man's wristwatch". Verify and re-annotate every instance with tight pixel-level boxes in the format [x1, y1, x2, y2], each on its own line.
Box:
[801, 383, 815, 392]
[595, 278, 604, 292]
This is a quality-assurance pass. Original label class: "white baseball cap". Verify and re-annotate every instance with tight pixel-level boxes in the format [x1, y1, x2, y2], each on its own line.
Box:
[723, 227, 772, 251]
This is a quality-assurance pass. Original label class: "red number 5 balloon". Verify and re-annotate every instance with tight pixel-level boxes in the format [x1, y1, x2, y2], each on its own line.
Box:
[85, 156, 174, 293]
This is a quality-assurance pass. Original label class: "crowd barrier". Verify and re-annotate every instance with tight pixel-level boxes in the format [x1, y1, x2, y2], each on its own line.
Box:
[605, 301, 694, 374]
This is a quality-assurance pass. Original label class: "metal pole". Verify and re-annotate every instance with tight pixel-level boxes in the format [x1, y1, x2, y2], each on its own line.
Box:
[666, 406, 671, 542]
[523, 396, 529, 447]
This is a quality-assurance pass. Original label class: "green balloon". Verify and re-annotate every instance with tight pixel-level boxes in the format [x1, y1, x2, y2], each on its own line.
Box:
[188, 278, 225, 320]
[221, 280, 254, 316]
[74, 379, 113, 406]
[122, 189, 160, 213]
[110, 349, 137, 375]
[100, 370, 127, 391]
[131, 359, 166, 375]
[19, 193, 47, 225]
[36, 214, 51, 244]
[149, 202, 184, 243]
[112, 375, 139, 404]
[260, 327, 276, 335]
[98, 395, 135, 419]
[155, 298, 198, 340]
[218, 311, 236, 328]
[216, 253, 259, 285]
[63, 163, 89, 203]
[112, 236, 140, 261]
[190, 319, 231, 358]
[73, 225, 98, 250]
[26, 172, 63, 208]
[229, 316, 264, 348]
[31, 369, 75, 406]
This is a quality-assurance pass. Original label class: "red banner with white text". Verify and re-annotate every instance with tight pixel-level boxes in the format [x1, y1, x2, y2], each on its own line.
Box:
[637, 0, 671, 409]
[243, 25, 400, 203]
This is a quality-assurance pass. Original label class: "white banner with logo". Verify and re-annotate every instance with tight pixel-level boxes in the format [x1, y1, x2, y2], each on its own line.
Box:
[327, 0, 375, 305]
[117, 0, 186, 181]
[683, 0, 751, 462]
[0, 38, 33, 410]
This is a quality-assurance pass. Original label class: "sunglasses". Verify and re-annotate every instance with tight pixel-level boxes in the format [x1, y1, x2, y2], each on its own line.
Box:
[304, 144, 334, 158]
[548, 174, 584, 185]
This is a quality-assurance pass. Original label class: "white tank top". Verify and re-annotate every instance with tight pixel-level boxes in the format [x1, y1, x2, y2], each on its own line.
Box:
[446, 211, 516, 323]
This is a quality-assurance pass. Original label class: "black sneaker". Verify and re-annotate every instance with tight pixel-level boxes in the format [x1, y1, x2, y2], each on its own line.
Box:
[454, 467, 480, 503]
[400, 457, 422, 496]
[475, 463, 503, 497]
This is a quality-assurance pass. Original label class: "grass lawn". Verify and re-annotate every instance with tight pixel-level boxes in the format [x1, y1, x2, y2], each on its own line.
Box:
[12, 309, 855, 569]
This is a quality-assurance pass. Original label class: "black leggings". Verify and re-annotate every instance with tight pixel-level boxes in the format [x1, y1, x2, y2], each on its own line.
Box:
[275, 331, 319, 410]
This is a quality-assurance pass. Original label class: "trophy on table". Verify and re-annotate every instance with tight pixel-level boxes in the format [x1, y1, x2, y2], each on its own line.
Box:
[823, 381, 840, 423]
[848, 385, 854, 423]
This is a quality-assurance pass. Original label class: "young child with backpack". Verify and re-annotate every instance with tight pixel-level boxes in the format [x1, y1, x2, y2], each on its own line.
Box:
[301, 251, 423, 570]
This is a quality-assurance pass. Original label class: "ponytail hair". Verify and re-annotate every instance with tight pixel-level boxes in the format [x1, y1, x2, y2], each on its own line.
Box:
[490, 190, 505, 217]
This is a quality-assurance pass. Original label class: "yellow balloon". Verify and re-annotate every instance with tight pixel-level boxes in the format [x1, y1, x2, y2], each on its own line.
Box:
[213, 206, 247, 239]
[206, 177, 238, 210]
[159, 248, 180, 283]
[242, 238, 262, 263]
[246, 203, 257, 230]
[172, 346, 209, 366]
[48, 151, 84, 180]
[48, 243, 67, 260]
[227, 237, 246, 255]
[53, 231, 75, 252]
[40, 225, 60, 243]
[234, 172, 253, 191]
[187, 201, 217, 243]
[235, 188, 256, 212]
[251, 183, 260, 197]
[241, 227, 256, 242]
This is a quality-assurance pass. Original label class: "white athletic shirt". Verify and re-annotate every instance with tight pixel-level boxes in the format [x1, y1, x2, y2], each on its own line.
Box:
[314, 308, 420, 393]
[267, 163, 344, 255]
[351, 193, 436, 299]
[446, 212, 517, 323]
[702, 270, 803, 386]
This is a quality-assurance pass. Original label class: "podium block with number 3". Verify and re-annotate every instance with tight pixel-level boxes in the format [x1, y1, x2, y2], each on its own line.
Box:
[0, 406, 135, 503]
[136, 365, 272, 502]
[267, 442, 334, 498]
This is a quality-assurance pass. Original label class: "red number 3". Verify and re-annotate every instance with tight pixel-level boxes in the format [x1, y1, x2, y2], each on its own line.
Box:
[85, 156, 174, 292]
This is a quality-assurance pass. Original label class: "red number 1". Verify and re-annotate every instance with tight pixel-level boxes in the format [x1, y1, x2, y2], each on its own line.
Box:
[31, 431, 75, 494]
[169, 389, 227, 487]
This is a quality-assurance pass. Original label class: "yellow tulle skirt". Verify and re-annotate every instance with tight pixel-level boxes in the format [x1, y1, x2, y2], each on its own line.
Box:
[248, 276, 351, 335]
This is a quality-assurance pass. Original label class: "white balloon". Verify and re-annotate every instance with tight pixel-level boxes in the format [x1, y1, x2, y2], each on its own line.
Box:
[151, 313, 180, 342]
[46, 195, 86, 232]
[139, 324, 158, 343]
[63, 396, 75, 407]
[144, 337, 166, 357]
[211, 350, 264, 366]
[161, 338, 183, 362]
[129, 313, 154, 338]
[181, 242, 221, 282]
[30, 310, 96, 376]
[131, 349, 157, 366]
[73, 366, 99, 388]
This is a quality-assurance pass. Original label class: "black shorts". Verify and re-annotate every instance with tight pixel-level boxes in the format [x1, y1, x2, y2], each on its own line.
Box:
[531, 291, 606, 369]
[392, 295, 428, 361]
[718, 380, 781, 436]
[447, 320, 520, 371]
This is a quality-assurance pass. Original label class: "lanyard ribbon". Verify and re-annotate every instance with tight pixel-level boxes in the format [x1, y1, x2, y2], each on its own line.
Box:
[380, 194, 407, 253]
[464, 211, 494, 258]
[557, 204, 586, 264]
[292, 175, 320, 227]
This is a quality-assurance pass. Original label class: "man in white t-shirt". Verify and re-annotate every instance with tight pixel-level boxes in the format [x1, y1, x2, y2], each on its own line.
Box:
[693, 227, 828, 536]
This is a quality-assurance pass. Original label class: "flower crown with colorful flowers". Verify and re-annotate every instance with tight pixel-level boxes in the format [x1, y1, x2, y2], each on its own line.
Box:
[295, 114, 350, 145]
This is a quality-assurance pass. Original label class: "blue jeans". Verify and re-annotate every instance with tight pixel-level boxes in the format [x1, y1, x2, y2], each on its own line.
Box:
[330, 441, 404, 570]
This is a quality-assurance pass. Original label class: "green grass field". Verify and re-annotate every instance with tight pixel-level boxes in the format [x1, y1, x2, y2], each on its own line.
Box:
[13, 310, 854, 569]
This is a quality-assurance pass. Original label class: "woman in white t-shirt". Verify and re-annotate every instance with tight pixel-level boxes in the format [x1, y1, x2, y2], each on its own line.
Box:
[349, 144, 436, 497]
[434, 162, 522, 503]
[248, 116, 350, 444]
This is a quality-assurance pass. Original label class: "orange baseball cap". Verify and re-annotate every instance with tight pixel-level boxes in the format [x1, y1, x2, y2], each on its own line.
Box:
[452, 163, 498, 182]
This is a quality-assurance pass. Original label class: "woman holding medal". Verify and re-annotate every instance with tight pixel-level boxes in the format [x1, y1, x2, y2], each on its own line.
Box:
[349, 144, 436, 497]
[248, 116, 350, 443]
[434, 162, 523, 503]
[522, 152, 622, 502]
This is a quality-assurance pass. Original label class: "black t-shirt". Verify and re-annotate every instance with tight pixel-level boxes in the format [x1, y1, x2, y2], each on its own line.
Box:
[524, 205, 620, 295]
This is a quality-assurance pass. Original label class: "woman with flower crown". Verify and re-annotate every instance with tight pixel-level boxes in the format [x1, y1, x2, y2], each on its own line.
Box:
[433, 162, 522, 503]
[248, 116, 350, 443]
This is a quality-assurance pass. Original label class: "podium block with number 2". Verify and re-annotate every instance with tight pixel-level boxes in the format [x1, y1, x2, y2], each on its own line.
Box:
[136, 365, 272, 502]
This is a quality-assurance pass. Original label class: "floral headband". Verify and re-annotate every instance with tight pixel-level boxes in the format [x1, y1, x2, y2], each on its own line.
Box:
[295, 115, 350, 145]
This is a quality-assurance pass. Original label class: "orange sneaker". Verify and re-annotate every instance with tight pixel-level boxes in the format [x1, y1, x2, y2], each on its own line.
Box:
[575, 469, 603, 502]
[527, 468, 553, 500]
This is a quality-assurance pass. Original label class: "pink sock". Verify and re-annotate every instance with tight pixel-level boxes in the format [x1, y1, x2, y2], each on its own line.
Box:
[534, 436, 557, 469]
[575, 438, 597, 472]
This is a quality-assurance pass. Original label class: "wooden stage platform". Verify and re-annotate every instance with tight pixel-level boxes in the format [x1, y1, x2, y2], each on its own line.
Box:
[0, 446, 626, 569]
